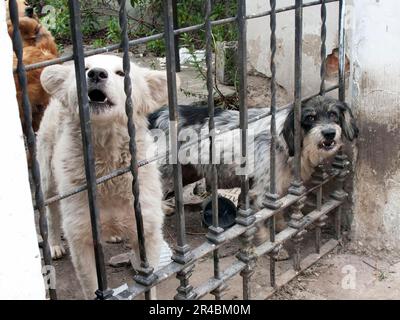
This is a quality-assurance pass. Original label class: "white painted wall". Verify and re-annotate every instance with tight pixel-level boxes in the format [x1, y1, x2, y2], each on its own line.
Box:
[247, 0, 339, 96]
[0, 2, 46, 299]
[349, 0, 400, 254]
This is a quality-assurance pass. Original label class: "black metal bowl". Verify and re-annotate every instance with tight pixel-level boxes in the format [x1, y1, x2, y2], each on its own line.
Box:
[202, 195, 237, 229]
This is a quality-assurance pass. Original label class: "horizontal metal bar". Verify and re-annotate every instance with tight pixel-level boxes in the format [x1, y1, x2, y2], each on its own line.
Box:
[254, 199, 342, 257]
[20, 18, 235, 73]
[246, 0, 339, 20]
[19, 0, 339, 73]
[189, 200, 341, 299]
[36, 84, 339, 210]
[257, 238, 338, 299]
[194, 260, 247, 299]
[110, 175, 340, 299]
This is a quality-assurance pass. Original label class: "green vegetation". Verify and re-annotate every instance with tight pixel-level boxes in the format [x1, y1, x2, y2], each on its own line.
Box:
[30, 0, 237, 55]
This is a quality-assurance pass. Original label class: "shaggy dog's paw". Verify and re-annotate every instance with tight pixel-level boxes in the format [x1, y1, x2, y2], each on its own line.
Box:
[51, 244, 66, 259]
[162, 200, 175, 216]
[275, 247, 290, 261]
[106, 236, 123, 243]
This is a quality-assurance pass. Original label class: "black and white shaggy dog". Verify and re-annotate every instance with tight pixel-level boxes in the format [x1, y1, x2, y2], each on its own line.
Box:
[148, 95, 358, 241]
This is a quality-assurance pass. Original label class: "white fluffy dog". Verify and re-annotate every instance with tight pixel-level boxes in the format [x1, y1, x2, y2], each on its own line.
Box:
[37, 54, 168, 299]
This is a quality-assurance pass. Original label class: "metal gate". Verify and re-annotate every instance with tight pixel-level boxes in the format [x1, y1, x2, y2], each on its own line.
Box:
[10, 0, 350, 300]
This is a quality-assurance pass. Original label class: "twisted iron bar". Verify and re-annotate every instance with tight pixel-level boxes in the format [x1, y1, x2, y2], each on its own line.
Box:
[164, 0, 196, 300]
[320, 0, 327, 95]
[266, 0, 282, 288]
[8, 0, 57, 300]
[118, 1, 156, 297]
[204, 0, 225, 300]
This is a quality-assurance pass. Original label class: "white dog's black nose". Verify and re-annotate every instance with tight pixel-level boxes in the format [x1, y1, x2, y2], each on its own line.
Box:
[322, 128, 336, 141]
[88, 68, 108, 83]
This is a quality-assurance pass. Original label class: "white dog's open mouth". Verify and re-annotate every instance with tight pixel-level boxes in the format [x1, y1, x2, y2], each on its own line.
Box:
[88, 89, 113, 112]
[318, 139, 337, 151]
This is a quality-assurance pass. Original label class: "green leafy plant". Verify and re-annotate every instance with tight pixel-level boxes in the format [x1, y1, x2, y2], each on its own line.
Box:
[92, 38, 107, 49]
[106, 16, 121, 43]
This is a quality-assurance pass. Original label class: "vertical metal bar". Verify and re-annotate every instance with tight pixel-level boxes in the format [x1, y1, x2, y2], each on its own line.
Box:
[311, 165, 328, 254]
[320, 0, 327, 96]
[315, 186, 322, 253]
[288, 0, 306, 272]
[331, 155, 349, 239]
[68, 0, 109, 299]
[332, 0, 348, 241]
[289, 0, 306, 196]
[172, 0, 181, 72]
[315, 0, 328, 254]
[9, 0, 57, 300]
[338, 0, 346, 101]
[234, 0, 256, 300]
[204, 0, 225, 300]
[335, 207, 342, 239]
[312, 168, 329, 255]
[118, 0, 156, 300]
[235, 0, 253, 226]
[263, 0, 282, 289]
[164, 0, 196, 300]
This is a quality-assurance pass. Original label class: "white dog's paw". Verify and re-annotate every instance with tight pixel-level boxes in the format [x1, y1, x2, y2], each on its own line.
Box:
[51, 244, 66, 259]
[107, 236, 123, 243]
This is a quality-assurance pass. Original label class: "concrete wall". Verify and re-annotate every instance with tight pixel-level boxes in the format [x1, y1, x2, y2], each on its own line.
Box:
[247, 0, 340, 96]
[0, 2, 46, 299]
[349, 0, 400, 255]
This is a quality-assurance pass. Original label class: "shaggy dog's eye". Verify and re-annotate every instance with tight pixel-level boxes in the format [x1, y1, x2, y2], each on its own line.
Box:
[329, 112, 339, 122]
[85, 67, 89, 71]
[116, 70, 125, 77]
[305, 115, 315, 122]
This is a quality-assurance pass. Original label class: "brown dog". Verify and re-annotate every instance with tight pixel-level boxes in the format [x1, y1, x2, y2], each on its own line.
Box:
[8, 16, 58, 133]
[13, 47, 57, 132]
[8, 16, 58, 56]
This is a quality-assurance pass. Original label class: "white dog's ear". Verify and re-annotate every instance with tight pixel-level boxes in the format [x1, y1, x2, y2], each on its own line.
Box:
[144, 70, 181, 109]
[40, 64, 70, 100]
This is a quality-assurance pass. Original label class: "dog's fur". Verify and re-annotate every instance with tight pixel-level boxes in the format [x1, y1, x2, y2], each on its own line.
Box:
[8, 16, 58, 55]
[149, 96, 358, 240]
[37, 55, 169, 299]
[9, 16, 58, 132]
[13, 46, 57, 132]
[5, 0, 28, 20]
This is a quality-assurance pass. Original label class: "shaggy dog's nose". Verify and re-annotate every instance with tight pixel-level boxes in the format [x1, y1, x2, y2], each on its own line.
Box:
[88, 68, 108, 83]
[322, 128, 336, 141]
